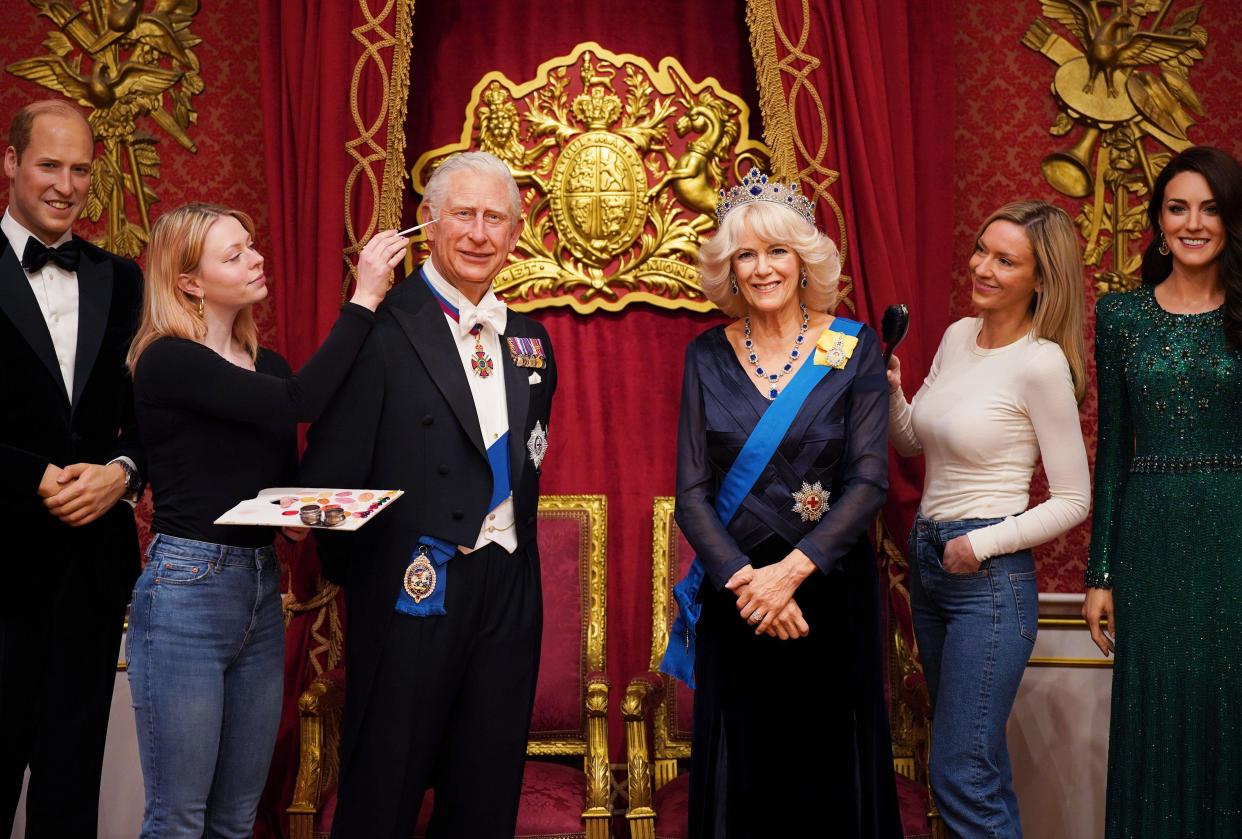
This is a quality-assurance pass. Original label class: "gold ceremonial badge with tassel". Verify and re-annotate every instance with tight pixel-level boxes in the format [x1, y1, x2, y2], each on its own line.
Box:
[812, 327, 859, 370]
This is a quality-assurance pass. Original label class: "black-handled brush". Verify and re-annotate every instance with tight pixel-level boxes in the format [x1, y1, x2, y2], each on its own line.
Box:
[881, 303, 909, 366]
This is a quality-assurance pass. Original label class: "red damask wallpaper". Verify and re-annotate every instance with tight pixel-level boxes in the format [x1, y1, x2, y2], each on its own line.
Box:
[0, 0, 270, 334]
[952, 0, 1242, 591]
[0, 0, 270, 551]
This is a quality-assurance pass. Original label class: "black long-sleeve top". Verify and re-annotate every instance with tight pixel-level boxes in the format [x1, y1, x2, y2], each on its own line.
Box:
[133, 303, 375, 548]
[674, 324, 889, 588]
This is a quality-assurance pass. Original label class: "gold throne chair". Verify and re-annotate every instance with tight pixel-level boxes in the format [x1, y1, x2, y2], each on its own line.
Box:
[621, 498, 942, 838]
[288, 494, 612, 839]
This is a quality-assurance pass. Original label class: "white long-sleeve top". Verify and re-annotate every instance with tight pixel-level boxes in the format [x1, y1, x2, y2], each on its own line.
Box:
[889, 317, 1090, 561]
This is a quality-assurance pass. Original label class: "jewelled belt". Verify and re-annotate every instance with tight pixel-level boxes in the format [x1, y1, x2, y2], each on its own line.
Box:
[1130, 453, 1242, 474]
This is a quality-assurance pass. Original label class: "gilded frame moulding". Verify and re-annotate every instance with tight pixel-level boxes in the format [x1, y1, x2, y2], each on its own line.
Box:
[648, 495, 692, 779]
[526, 493, 609, 757]
[409, 41, 769, 314]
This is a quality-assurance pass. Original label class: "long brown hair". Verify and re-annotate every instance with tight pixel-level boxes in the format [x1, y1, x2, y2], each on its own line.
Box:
[975, 200, 1088, 403]
[127, 202, 260, 372]
[1142, 145, 1242, 350]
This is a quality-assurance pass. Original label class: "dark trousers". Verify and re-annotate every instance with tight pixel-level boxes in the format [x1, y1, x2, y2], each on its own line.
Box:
[332, 541, 543, 839]
[0, 561, 128, 839]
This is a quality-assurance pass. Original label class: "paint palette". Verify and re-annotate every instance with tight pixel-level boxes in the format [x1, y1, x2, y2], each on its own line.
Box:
[214, 487, 404, 530]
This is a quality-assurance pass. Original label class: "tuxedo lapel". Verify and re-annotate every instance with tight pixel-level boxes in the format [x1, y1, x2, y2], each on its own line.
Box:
[390, 288, 487, 457]
[71, 237, 113, 410]
[500, 319, 530, 490]
[0, 231, 69, 403]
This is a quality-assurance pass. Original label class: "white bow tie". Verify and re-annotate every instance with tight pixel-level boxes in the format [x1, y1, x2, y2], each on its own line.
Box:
[456, 295, 507, 339]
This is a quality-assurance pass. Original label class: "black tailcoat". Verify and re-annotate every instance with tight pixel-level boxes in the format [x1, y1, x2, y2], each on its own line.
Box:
[301, 272, 556, 834]
[0, 228, 143, 834]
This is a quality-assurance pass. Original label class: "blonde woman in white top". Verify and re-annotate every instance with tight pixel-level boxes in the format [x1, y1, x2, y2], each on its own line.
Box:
[887, 200, 1090, 839]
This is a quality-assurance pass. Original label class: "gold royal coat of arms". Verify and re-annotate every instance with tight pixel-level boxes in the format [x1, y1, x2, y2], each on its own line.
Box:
[411, 42, 768, 313]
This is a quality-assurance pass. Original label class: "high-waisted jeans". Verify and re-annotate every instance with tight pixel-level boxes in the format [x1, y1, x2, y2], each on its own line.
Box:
[909, 514, 1038, 839]
[127, 534, 284, 839]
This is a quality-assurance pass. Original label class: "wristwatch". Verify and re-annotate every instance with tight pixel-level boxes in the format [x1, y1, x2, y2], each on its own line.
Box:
[114, 459, 142, 495]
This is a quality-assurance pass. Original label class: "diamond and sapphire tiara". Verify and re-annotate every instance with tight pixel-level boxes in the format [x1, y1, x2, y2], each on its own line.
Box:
[715, 167, 816, 226]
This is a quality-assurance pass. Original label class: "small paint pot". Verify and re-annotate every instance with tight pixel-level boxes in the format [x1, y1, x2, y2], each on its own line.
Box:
[299, 504, 322, 526]
[322, 505, 346, 527]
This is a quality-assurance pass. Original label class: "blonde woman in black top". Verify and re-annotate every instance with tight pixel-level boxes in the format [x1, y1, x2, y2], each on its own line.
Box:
[125, 203, 405, 838]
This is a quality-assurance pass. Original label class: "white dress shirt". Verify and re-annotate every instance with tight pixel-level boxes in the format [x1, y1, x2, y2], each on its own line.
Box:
[3, 209, 78, 397]
[422, 259, 517, 554]
[3, 208, 139, 497]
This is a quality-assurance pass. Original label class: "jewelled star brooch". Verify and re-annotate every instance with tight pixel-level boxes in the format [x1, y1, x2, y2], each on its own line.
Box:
[791, 481, 830, 522]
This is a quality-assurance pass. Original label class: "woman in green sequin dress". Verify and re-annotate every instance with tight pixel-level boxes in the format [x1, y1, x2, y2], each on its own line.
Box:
[1085, 146, 1242, 838]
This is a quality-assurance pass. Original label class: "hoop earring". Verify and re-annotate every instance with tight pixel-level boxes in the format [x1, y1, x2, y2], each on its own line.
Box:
[729, 273, 738, 295]
[1158, 232, 1170, 256]
[800, 267, 808, 288]
[196, 294, 205, 318]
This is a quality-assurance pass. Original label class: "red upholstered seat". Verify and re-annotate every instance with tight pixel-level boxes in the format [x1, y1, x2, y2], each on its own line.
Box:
[895, 773, 932, 839]
[516, 762, 591, 837]
[289, 495, 611, 839]
[651, 773, 689, 839]
[623, 502, 945, 839]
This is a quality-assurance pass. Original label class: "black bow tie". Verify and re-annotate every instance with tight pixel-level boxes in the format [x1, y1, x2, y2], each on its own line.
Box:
[21, 237, 80, 273]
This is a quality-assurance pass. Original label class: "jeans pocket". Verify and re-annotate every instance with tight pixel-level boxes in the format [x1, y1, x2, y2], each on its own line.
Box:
[1008, 570, 1038, 642]
[151, 556, 213, 585]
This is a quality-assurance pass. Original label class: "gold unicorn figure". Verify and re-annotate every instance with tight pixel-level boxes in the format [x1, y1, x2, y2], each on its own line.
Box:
[644, 88, 740, 217]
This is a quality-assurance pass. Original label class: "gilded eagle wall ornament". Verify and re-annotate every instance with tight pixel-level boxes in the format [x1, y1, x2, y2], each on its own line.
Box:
[1023, 0, 1209, 295]
[6, 0, 204, 257]
[410, 42, 769, 314]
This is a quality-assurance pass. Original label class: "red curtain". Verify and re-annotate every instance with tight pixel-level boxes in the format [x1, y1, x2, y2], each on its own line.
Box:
[752, 0, 957, 540]
[402, 0, 757, 756]
[254, 2, 358, 835]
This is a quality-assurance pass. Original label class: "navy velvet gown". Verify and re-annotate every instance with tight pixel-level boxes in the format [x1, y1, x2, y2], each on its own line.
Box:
[675, 324, 901, 839]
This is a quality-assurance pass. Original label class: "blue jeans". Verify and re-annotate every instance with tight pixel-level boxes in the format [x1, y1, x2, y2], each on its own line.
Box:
[127, 534, 284, 838]
[909, 515, 1038, 839]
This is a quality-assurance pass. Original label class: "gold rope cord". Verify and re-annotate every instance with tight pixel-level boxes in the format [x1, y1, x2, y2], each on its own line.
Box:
[746, 0, 852, 309]
[343, 0, 415, 295]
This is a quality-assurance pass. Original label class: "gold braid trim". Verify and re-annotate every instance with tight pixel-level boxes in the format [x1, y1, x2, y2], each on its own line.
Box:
[379, 0, 415, 231]
[343, 0, 407, 297]
[746, 0, 799, 181]
[744, 0, 853, 310]
[282, 581, 340, 624]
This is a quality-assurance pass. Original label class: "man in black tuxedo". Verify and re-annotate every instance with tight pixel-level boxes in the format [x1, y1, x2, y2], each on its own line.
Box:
[302, 151, 556, 838]
[0, 100, 143, 836]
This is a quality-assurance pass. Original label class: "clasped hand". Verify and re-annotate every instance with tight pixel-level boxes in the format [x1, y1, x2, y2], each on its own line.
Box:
[724, 550, 816, 640]
[40, 462, 127, 526]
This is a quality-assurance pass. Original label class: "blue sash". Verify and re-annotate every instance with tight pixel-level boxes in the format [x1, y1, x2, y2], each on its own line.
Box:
[659, 318, 863, 687]
[394, 271, 514, 618]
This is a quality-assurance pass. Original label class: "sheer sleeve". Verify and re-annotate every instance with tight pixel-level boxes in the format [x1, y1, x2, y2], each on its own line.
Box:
[135, 303, 375, 424]
[966, 343, 1091, 560]
[796, 329, 890, 574]
[1086, 294, 1133, 588]
[674, 339, 750, 590]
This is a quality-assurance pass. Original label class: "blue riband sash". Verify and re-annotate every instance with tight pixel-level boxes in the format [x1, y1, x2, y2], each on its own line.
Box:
[396, 271, 513, 618]
[659, 318, 863, 687]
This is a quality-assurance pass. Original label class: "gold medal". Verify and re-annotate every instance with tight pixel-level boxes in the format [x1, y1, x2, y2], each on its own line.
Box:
[403, 553, 437, 603]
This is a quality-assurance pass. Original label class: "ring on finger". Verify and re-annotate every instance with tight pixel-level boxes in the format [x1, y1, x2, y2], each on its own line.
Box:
[749, 612, 763, 624]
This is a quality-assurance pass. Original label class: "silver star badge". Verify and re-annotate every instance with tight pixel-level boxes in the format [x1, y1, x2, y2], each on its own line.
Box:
[791, 481, 830, 522]
[527, 421, 548, 469]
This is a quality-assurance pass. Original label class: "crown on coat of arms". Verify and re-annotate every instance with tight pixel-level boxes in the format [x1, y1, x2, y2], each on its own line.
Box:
[715, 167, 816, 226]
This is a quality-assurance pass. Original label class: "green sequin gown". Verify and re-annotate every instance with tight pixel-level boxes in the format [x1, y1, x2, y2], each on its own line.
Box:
[1088, 286, 1242, 838]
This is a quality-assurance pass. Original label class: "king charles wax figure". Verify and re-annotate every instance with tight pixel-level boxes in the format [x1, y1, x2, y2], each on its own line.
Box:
[0, 99, 144, 837]
[301, 151, 557, 839]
